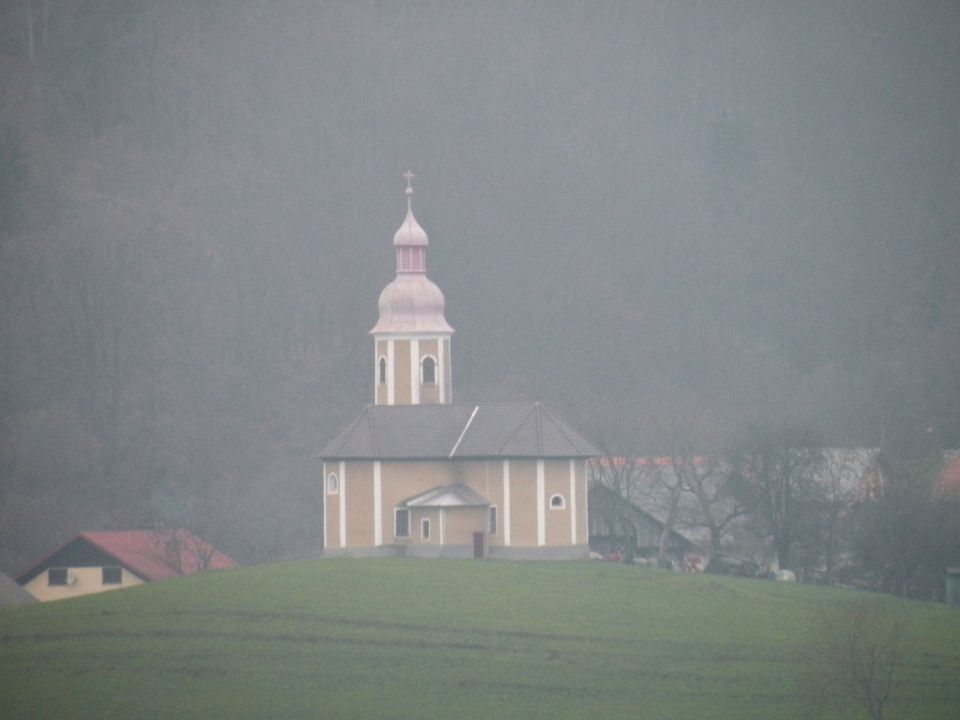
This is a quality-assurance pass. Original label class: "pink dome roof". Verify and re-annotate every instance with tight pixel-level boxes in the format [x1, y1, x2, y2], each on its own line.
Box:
[393, 206, 429, 247]
[371, 176, 453, 336]
[371, 273, 454, 334]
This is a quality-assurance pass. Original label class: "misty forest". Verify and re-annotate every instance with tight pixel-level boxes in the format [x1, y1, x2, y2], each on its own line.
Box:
[1, 1, 959, 579]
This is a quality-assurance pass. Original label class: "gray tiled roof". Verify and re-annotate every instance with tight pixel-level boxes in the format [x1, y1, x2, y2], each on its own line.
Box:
[321, 402, 597, 460]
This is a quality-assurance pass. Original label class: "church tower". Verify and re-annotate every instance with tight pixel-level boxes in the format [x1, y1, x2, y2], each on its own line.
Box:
[370, 173, 453, 405]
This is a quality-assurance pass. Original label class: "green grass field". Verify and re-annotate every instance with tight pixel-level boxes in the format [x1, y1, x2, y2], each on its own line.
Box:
[1, 559, 958, 719]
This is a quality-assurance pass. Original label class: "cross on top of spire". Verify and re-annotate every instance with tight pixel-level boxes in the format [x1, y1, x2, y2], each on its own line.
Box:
[403, 170, 415, 194]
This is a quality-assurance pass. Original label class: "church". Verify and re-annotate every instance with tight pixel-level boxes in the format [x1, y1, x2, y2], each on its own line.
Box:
[320, 175, 596, 559]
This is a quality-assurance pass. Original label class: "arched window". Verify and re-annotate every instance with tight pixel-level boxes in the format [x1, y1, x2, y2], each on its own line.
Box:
[550, 494, 565, 509]
[327, 473, 339, 495]
[421, 356, 436, 385]
[378, 356, 387, 385]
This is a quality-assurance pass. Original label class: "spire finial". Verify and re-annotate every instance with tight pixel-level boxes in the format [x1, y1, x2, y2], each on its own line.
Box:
[403, 170, 415, 211]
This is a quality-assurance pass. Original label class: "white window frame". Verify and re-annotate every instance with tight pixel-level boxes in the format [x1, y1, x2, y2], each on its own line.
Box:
[421, 518, 431, 541]
[395, 508, 410, 538]
[549, 494, 566, 510]
[327, 473, 339, 495]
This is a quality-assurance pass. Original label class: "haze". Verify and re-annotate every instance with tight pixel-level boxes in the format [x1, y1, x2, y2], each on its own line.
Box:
[1, 1, 958, 569]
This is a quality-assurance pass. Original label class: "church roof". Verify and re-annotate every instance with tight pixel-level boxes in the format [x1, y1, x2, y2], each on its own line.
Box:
[321, 402, 598, 460]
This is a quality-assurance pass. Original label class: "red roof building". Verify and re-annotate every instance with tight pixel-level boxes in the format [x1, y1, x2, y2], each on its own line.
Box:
[17, 529, 236, 602]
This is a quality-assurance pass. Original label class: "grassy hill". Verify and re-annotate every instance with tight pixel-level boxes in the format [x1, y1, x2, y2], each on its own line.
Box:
[1, 559, 958, 719]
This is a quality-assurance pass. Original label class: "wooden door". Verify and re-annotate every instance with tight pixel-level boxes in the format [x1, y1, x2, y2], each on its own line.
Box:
[472, 532, 484, 559]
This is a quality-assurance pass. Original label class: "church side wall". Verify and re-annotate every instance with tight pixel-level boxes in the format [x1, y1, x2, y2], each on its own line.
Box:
[324, 462, 340, 549]
[458, 461, 502, 545]
[323, 457, 591, 555]
[544, 459, 571, 546]
[381, 461, 456, 544]
[443, 507, 488, 545]
[509, 460, 538, 546]
[345, 461, 375, 548]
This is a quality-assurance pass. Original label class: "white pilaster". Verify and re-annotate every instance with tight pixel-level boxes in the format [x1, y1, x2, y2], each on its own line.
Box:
[322, 462, 328, 550]
[503, 460, 511, 546]
[410, 338, 420, 404]
[438, 335, 446, 403]
[339, 461, 347, 548]
[569, 459, 577, 545]
[387, 339, 395, 405]
[374, 461, 382, 546]
[537, 459, 545, 547]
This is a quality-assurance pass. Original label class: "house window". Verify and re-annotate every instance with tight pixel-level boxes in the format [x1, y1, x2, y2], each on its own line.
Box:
[327, 473, 339, 494]
[395, 508, 410, 538]
[48, 568, 68, 586]
[550, 494, 566, 509]
[378, 356, 387, 385]
[489, 506, 498, 535]
[421, 518, 431, 541]
[102, 566, 122, 585]
[421, 356, 436, 385]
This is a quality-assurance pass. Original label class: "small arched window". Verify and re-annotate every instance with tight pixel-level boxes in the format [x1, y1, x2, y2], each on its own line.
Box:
[550, 494, 565, 509]
[421, 356, 436, 385]
[327, 473, 339, 495]
[378, 356, 387, 385]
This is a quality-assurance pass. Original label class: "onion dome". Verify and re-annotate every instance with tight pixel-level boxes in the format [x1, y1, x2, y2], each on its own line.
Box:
[370, 173, 454, 335]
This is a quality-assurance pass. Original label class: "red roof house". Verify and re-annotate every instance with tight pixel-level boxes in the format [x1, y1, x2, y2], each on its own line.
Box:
[17, 529, 236, 601]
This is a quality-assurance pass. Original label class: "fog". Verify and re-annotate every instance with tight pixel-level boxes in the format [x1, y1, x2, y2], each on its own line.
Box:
[1, 1, 958, 569]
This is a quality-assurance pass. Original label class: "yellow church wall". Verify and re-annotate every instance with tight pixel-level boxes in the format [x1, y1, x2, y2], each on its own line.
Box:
[325, 457, 589, 553]
[545, 459, 571, 546]
[443, 507, 488, 546]
[509, 460, 538, 547]
[345, 461, 375, 547]
[23, 566, 144, 602]
[408, 508, 439, 544]
[381, 461, 457, 544]
[576, 459, 588, 544]
[457, 460, 502, 544]
[394, 340, 411, 405]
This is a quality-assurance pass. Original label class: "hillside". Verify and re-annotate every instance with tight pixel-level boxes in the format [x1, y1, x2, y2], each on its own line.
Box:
[1, 560, 958, 719]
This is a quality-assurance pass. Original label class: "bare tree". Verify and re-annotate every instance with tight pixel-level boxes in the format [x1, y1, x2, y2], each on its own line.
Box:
[729, 426, 823, 571]
[802, 600, 908, 720]
[148, 527, 218, 575]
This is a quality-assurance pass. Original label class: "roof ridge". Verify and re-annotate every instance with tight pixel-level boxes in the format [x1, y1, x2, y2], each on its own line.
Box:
[539, 406, 589, 455]
[449, 405, 480, 458]
[330, 405, 374, 457]
[497, 402, 539, 455]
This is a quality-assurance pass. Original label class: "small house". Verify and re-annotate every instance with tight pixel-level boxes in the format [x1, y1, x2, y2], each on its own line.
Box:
[17, 529, 236, 602]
